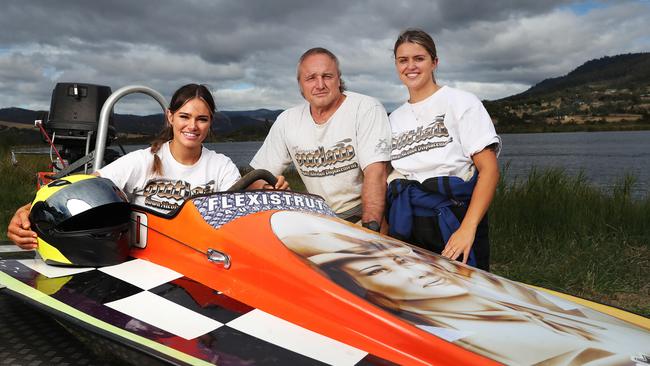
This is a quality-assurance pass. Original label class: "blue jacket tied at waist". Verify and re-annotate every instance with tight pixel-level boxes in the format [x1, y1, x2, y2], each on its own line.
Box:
[386, 173, 478, 266]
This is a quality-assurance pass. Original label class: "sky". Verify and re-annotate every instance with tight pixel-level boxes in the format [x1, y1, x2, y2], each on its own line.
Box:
[0, 0, 648, 114]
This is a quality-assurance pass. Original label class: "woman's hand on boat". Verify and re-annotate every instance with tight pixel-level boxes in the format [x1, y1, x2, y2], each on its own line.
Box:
[441, 224, 476, 264]
[6, 203, 38, 250]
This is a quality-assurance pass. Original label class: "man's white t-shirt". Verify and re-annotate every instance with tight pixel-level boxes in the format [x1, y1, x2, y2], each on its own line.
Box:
[389, 86, 501, 182]
[250, 91, 391, 214]
[98, 141, 240, 213]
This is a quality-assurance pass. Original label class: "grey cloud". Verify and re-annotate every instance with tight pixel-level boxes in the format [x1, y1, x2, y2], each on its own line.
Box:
[437, 1, 650, 87]
[0, 0, 648, 113]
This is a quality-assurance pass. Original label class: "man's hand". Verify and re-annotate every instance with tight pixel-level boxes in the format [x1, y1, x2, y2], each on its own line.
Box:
[248, 175, 290, 190]
[266, 175, 290, 190]
[7, 203, 38, 250]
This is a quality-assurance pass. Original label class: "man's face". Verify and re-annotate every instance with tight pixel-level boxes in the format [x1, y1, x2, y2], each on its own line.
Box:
[298, 53, 343, 110]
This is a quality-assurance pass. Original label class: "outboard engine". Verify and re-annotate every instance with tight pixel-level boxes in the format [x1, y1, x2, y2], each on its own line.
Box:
[39, 83, 123, 182]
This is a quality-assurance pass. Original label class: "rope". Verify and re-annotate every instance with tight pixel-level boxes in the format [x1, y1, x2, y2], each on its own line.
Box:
[35, 121, 67, 168]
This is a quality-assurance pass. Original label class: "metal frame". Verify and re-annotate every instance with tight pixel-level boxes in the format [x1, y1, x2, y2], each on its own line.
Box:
[92, 85, 167, 172]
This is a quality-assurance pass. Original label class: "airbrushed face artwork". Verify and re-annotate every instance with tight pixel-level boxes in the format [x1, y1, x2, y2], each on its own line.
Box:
[338, 254, 467, 300]
[271, 211, 650, 366]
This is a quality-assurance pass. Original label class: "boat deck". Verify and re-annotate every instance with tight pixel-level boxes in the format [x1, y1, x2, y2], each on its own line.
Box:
[0, 244, 113, 365]
[0, 295, 106, 365]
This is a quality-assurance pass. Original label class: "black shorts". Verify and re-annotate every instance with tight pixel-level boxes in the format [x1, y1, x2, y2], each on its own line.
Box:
[409, 206, 490, 271]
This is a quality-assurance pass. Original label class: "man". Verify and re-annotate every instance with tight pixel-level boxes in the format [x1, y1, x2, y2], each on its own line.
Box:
[250, 47, 391, 231]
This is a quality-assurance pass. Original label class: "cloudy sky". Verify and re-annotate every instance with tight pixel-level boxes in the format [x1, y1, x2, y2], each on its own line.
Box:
[1, 0, 648, 114]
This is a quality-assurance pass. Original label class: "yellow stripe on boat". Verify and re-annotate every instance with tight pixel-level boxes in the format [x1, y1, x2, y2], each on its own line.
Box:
[529, 285, 650, 331]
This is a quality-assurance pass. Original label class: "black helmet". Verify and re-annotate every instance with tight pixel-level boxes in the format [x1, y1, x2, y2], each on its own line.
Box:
[30, 174, 131, 267]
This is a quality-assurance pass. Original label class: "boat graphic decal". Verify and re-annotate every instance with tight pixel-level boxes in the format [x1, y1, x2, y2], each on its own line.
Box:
[271, 211, 650, 366]
[193, 191, 335, 229]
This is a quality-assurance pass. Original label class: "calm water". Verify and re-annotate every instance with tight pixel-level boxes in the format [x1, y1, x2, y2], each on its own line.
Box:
[498, 131, 649, 198]
[124, 130, 649, 198]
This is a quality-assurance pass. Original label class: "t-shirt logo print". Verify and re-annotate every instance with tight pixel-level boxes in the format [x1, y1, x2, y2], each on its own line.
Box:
[293, 139, 359, 177]
[390, 114, 453, 161]
[143, 179, 215, 211]
[375, 138, 391, 155]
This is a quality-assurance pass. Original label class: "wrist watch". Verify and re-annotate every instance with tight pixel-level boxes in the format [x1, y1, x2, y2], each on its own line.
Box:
[362, 220, 380, 232]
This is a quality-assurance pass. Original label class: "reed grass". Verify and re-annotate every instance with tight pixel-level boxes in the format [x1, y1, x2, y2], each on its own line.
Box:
[490, 166, 650, 316]
[1, 149, 648, 317]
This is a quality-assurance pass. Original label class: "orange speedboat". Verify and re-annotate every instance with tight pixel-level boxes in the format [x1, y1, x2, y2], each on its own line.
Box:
[2, 85, 649, 366]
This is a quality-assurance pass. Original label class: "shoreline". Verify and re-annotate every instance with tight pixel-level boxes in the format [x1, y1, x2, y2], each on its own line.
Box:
[4, 120, 650, 141]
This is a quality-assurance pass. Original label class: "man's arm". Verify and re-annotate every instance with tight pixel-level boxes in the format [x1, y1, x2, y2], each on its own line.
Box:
[361, 161, 388, 227]
[354, 97, 391, 230]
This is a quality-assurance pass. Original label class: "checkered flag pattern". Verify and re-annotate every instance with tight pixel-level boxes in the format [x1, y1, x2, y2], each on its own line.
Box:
[0, 257, 393, 366]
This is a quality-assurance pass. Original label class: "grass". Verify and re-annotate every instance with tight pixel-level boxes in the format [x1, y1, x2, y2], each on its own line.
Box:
[1, 148, 648, 317]
[0, 144, 49, 237]
[490, 167, 650, 317]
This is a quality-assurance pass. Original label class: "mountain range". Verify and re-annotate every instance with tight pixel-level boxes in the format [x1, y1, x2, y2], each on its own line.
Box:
[1, 52, 649, 138]
[0, 108, 282, 137]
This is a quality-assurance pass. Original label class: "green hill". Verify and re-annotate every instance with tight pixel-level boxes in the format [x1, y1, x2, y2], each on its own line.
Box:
[485, 53, 650, 132]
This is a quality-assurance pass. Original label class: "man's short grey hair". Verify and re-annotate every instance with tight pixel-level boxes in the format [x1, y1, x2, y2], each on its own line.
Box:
[296, 47, 346, 92]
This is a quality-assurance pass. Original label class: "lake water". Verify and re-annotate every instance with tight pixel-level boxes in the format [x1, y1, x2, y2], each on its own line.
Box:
[123, 130, 649, 199]
[497, 131, 649, 198]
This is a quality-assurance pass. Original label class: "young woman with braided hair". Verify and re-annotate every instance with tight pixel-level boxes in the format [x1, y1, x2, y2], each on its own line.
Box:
[8, 83, 288, 249]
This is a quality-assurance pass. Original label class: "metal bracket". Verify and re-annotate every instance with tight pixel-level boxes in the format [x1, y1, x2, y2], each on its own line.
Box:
[207, 248, 231, 269]
[51, 151, 96, 179]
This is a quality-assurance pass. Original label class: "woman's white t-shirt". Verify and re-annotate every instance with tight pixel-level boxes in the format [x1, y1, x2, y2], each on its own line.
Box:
[98, 141, 240, 213]
[389, 86, 500, 182]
